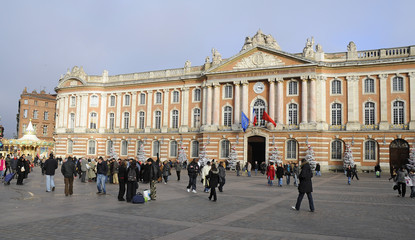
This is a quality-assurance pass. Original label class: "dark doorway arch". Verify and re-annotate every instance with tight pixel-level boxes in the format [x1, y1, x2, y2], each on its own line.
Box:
[389, 139, 409, 175]
[248, 136, 266, 165]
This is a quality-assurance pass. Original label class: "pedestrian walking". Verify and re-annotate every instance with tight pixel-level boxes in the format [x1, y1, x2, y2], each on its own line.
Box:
[162, 160, 171, 184]
[112, 158, 119, 185]
[247, 162, 252, 177]
[61, 156, 77, 196]
[409, 169, 415, 198]
[276, 163, 284, 187]
[351, 165, 359, 180]
[236, 162, 241, 176]
[253, 161, 259, 176]
[44, 154, 58, 192]
[96, 157, 108, 194]
[80, 158, 88, 183]
[218, 162, 226, 192]
[16, 156, 26, 185]
[396, 166, 408, 197]
[292, 159, 315, 212]
[346, 165, 352, 185]
[315, 163, 321, 176]
[174, 159, 181, 181]
[284, 163, 291, 185]
[4, 154, 12, 177]
[292, 163, 299, 187]
[0, 155, 5, 179]
[208, 164, 219, 202]
[202, 161, 211, 192]
[186, 158, 200, 193]
[267, 162, 275, 186]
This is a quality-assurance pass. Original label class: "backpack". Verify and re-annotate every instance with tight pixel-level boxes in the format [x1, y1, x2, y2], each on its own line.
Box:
[132, 193, 145, 204]
[127, 168, 137, 182]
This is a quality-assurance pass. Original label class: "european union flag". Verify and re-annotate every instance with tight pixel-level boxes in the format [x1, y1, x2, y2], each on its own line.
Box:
[241, 112, 249, 132]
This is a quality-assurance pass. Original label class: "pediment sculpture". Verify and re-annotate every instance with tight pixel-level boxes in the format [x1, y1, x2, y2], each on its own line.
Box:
[234, 51, 284, 69]
[241, 29, 281, 51]
[63, 66, 87, 80]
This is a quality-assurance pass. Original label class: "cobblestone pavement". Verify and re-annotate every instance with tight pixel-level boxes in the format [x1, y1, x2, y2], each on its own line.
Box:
[0, 167, 414, 240]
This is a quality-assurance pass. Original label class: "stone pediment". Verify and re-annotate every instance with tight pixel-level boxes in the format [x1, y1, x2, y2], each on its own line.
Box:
[234, 51, 284, 69]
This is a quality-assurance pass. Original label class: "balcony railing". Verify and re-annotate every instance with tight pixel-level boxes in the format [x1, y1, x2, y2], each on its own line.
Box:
[329, 125, 346, 131]
[119, 129, 129, 133]
[390, 124, 409, 130]
[86, 129, 98, 133]
[285, 124, 299, 130]
[360, 124, 379, 131]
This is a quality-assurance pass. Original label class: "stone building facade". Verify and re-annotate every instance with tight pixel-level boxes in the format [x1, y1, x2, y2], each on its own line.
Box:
[54, 30, 415, 172]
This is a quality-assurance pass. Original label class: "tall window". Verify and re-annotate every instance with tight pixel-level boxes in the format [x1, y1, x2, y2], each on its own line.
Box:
[153, 141, 160, 157]
[155, 92, 162, 104]
[332, 79, 341, 94]
[68, 140, 73, 154]
[23, 109, 28, 118]
[331, 103, 342, 125]
[155, 111, 161, 129]
[110, 95, 116, 107]
[107, 140, 113, 155]
[392, 101, 405, 124]
[121, 140, 128, 156]
[194, 89, 201, 102]
[108, 113, 115, 130]
[392, 76, 404, 92]
[139, 111, 145, 129]
[224, 85, 232, 98]
[253, 99, 266, 126]
[223, 106, 232, 127]
[364, 78, 375, 93]
[69, 113, 75, 129]
[123, 112, 130, 129]
[33, 110, 38, 119]
[70, 96, 76, 107]
[364, 102, 375, 125]
[170, 140, 178, 157]
[286, 139, 297, 159]
[364, 140, 376, 160]
[220, 140, 230, 158]
[90, 112, 97, 129]
[88, 140, 96, 155]
[288, 81, 298, 95]
[140, 93, 146, 105]
[137, 140, 144, 155]
[172, 91, 180, 103]
[24, 99, 28, 104]
[90, 95, 98, 107]
[172, 110, 179, 128]
[288, 103, 298, 125]
[44, 111, 49, 120]
[124, 94, 130, 106]
[191, 141, 199, 158]
[42, 125, 48, 136]
[193, 108, 201, 128]
[331, 140, 342, 160]
[22, 124, 27, 133]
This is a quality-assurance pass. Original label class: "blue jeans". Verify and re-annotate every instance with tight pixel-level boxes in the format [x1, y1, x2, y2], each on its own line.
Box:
[278, 178, 283, 186]
[97, 174, 106, 193]
[247, 171, 251, 177]
[286, 175, 291, 185]
[348, 177, 351, 185]
[255, 169, 258, 176]
[46, 175, 55, 192]
[316, 171, 321, 176]
[295, 192, 315, 211]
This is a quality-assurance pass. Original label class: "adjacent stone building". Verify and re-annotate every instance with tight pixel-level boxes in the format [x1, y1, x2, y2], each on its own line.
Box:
[54, 30, 415, 172]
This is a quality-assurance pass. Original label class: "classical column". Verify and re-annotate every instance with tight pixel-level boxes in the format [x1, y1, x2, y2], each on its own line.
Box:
[202, 83, 207, 125]
[309, 78, 316, 123]
[233, 81, 241, 128]
[162, 89, 169, 133]
[130, 92, 137, 133]
[379, 74, 389, 130]
[206, 84, 212, 126]
[99, 93, 107, 133]
[180, 87, 189, 132]
[213, 83, 220, 127]
[276, 78, 284, 125]
[145, 90, 153, 133]
[268, 78, 275, 122]
[409, 72, 415, 129]
[346, 76, 360, 130]
[116, 93, 122, 129]
[241, 80, 249, 116]
[300, 76, 308, 126]
[315, 76, 328, 130]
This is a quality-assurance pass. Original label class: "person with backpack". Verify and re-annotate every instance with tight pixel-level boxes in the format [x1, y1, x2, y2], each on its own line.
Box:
[126, 160, 139, 203]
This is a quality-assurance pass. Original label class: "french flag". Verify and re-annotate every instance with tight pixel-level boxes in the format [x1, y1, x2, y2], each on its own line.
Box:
[252, 109, 257, 126]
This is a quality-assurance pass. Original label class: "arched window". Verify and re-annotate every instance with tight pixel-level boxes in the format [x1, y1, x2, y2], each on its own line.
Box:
[153, 141, 160, 157]
[288, 103, 298, 125]
[138, 111, 145, 129]
[172, 110, 179, 128]
[123, 112, 130, 129]
[67, 140, 73, 154]
[224, 85, 233, 98]
[191, 141, 199, 158]
[286, 139, 297, 159]
[364, 78, 375, 93]
[331, 103, 342, 125]
[88, 140, 96, 155]
[89, 112, 97, 129]
[107, 140, 113, 155]
[392, 76, 404, 92]
[69, 113, 75, 129]
[194, 89, 201, 102]
[288, 81, 298, 95]
[155, 92, 162, 104]
[137, 140, 144, 155]
[155, 111, 161, 129]
[193, 108, 201, 128]
[220, 140, 230, 158]
[121, 140, 128, 156]
[253, 99, 266, 126]
[392, 101, 405, 124]
[364, 140, 376, 160]
[170, 140, 178, 157]
[90, 95, 98, 107]
[332, 79, 341, 94]
[108, 113, 115, 130]
[223, 106, 232, 127]
[172, 91, 180, 103]
[331, 140, 342, 160]
[364, 102, 375, 125]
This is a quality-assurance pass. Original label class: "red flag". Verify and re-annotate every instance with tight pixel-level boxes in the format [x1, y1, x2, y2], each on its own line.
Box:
[252, 109, 257, 126]
[262, 111, 276, 127]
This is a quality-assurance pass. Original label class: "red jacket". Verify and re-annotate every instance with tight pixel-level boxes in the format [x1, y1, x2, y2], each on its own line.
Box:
[267, 165, 275, 180]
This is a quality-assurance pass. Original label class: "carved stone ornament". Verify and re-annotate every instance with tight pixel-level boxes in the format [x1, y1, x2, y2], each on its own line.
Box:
[63, 66, 87, 80]
[234, 52, 284, 70]
[241, 29, 281, 51]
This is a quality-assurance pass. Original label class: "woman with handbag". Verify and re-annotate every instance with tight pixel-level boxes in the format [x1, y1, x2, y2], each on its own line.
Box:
[208, 164, 220, 202]
[16, 156, 26, 185]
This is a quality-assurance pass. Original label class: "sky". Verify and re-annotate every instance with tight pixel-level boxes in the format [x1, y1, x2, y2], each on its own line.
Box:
[0, 0, 414, 138]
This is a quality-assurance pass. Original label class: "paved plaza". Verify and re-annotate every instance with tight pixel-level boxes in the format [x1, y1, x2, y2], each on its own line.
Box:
[0, 167, 414, 240]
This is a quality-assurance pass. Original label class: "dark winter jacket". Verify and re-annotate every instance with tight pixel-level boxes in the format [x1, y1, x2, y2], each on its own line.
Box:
[208, 169, 220, 188]
[148, 159, 161, 181]
[11, 157, 18, 170]
[16, 158, 26, 174]
[187, 161, 200, 178]
[276, 166, 284, 179]
[44, 157, 58, 175]
[118, 164, 127, 182]
[298, 162, 313, 193]
[61, 160, 77, 178]
[162, 163, 171, 177]
[218, 165, 226, 179]
[126, 165, 140, 182]
[96, 161, 108, 175]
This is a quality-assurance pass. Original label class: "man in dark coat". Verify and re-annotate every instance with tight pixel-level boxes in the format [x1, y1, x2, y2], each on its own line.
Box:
[148, 157, 161, 200]
[292, 159, 315, 212]
[96, 157, 108, 194]
[44, 154, 58, 192]
[61, 156, 77, 196]
[187, 158, 200, 193]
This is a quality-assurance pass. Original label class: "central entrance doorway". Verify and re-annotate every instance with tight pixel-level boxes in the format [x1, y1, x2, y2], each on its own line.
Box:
[389, 139, 409, 175]
[248, 136, 266, 165]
